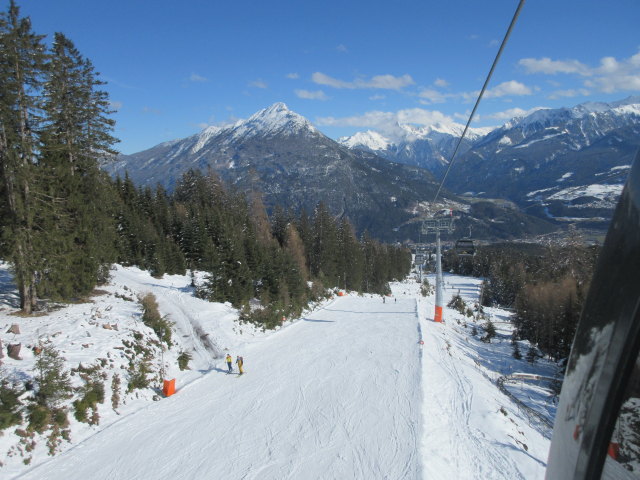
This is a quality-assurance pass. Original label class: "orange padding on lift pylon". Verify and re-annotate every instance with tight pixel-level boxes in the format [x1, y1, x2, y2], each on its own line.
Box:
[163, 378, 176, 397]
[608, 442, 620, 460]
[337, 291, 345, 296]
[434, 306, 443, 323]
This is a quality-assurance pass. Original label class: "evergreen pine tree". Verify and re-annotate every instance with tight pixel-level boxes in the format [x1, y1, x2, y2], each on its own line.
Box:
[483, 319, 497, 342]
[310, 202, 339, 285]
[512, 341, 522, 360]
[526, 344, 537, 364]
[38, 32, 118, 299]
[0, 1, 47, 312]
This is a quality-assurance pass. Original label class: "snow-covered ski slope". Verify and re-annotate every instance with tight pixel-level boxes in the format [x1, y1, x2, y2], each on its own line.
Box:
[414, 277, 550, 479]
[13, 272, 551, 479]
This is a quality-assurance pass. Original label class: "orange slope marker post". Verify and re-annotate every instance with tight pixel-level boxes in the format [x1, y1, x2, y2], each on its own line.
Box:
[434, 305, 443, 323]
[163, 378, 176, 397]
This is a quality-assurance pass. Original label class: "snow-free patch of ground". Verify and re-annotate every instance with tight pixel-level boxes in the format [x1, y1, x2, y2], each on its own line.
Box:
[0, 264, 558, 479]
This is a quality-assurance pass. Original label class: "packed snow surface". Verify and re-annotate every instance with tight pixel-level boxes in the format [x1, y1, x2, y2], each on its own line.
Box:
[3, 267, 553, 479]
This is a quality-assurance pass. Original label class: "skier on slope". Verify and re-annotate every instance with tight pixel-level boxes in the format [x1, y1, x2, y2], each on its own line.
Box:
[226, 353, 233, 374]
[236, 355, 244, 375]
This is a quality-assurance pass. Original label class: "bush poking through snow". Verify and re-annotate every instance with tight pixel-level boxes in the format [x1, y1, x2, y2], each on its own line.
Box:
[0, 374, 24, 430]
[447, 294, 466, 315]
[512, 341, 522, 360]
[483, 319, 497, 343]
[111, 374, 121, 410]
[240, 304, 287, 330]
[140, 293, 173, 347]
[72, 364, 106, 425]
[127, 359, 153, 392]
[34, 344, 73, 409]
[177, 351, 192, 371]
[526, 345, 538, 364]
[420, 279, 433, 297]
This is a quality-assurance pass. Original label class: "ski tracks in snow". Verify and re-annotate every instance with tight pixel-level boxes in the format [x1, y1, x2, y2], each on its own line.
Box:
[16, 294, 423, 480]
[423, 325, 524, 479]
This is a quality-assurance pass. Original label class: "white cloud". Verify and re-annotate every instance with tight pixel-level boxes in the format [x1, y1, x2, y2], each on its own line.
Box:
[316, 107, 453, 138]
[520, 49, 640, 94]
[586, 75, 640, 93]
[286, 73, 300, 79]
[295, 89, 328, 100]
[312, 72, 415, 90]
[548, 88, 591, 99]
[484, 106, 546, 121]
[189, 73, 208, 82]
[249, 79, 268, 89]
[369, 94, 385, 100]
[418, 88, 448, 104]
[312, 72, 351, 89]
[484, 80, 533, 98]
[434, 78, 449, 88]
[109, 100, 123, 111]
[519, 57, 590, 76]
[337, 44, 348, 53]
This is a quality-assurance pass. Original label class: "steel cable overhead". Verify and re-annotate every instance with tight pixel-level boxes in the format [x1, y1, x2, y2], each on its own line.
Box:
[432, 0, 526, 204]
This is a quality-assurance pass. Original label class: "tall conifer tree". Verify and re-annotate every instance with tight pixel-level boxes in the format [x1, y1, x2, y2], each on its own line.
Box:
[0, 1, 47, 312]
[39, 32, 118, 298]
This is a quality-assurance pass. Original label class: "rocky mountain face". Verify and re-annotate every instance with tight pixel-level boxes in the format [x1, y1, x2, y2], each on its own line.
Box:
[108, 104, 453, 240]
[341, 97, 640, 230]
[447, 97, 640, 229]
[108, 103, 559, 242]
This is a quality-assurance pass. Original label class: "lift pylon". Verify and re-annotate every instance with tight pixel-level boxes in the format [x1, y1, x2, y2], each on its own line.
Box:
[422, 212, 454, 323]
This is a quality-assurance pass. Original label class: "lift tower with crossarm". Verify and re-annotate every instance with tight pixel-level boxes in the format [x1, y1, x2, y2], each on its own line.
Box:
[422, 212, 454, 323]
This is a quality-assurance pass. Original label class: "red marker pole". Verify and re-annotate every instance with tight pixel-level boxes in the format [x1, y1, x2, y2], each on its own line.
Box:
[434, 229, 444, 323]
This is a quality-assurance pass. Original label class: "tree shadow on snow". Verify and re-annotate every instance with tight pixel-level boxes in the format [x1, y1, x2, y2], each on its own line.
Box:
[0, 266, 20, 309]
[323, 308, 415, 315]
[303, 318, 335, 323]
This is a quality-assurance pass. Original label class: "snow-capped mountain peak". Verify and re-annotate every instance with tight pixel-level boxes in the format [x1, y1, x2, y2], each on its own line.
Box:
[338, 130, 392, 151]
[502, 96, 640, 131]
[230, 102, 319, 141]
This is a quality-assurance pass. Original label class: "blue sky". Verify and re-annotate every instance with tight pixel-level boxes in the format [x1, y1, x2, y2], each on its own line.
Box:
[18, 0, 640, 154]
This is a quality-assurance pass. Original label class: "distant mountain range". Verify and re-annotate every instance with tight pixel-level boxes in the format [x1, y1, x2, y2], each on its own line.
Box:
[339, 96, 640, 230]
[107, 97, 640, 242]
[339, 123, 492, 173]
[107, 104, 457, 240]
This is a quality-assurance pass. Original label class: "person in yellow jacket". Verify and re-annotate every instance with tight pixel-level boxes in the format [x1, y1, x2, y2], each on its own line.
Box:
[225, 353, 233, 374]
[236, 355, 244, 375]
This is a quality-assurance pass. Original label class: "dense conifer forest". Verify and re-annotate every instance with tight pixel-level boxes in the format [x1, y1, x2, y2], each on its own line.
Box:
[442, 239, 600, 361]
[0, 1, 410, 323]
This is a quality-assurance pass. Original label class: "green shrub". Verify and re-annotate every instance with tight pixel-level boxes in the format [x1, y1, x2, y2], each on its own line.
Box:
[177, 352, 192, 371]
[111, 374, 121, 410]
[51, 408, 68, 427]
[421, 279, 433, 297]
[483, 319, 497, 343]
[0, 376, 23, 430]
[73, 381, 105, 424]
[447, 294, 466, 315]
[240, 305, 284, 330]
[34, 344, 73, 408]
[140, 293, 173, 346]
[27, 404, 51, 433]
[127, 359, 152, 392]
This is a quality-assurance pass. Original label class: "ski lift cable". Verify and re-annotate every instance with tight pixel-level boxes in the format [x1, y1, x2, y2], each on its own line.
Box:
[432, 0, 526, 205]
